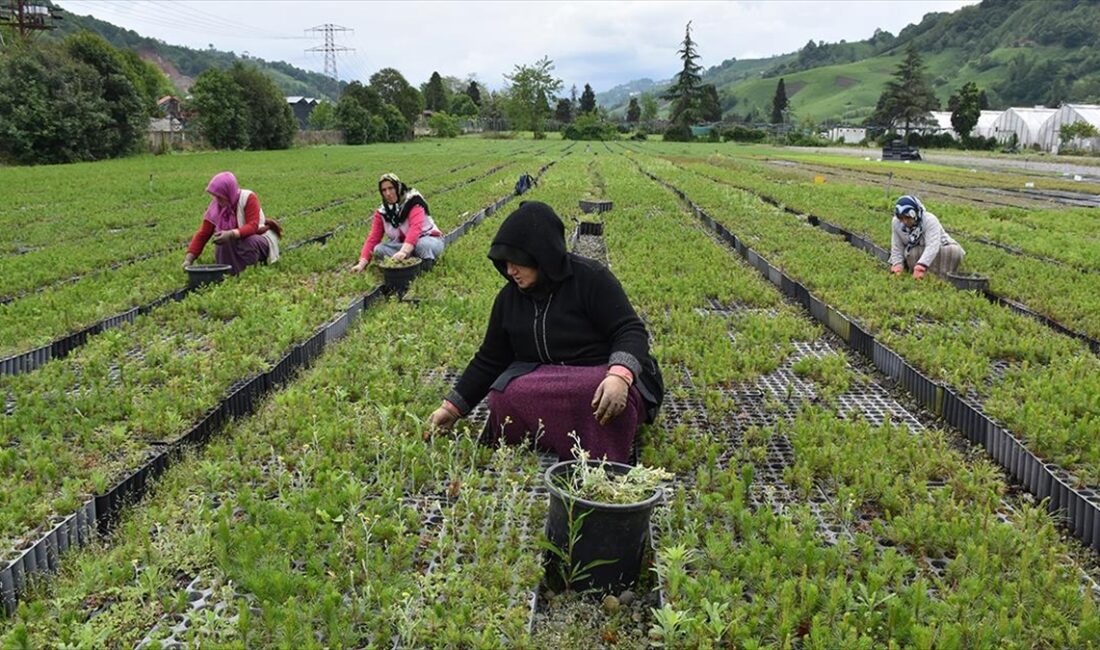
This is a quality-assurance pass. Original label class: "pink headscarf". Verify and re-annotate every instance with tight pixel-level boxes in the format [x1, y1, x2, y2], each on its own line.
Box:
[203, 171, 242, 231]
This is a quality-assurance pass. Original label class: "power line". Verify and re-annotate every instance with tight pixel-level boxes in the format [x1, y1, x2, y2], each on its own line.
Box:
[68, 0, 309, 43]
[141, 1, 309, 41]
[305, 23, 354, 81]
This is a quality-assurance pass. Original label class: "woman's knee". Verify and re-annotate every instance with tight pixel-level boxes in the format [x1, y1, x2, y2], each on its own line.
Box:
[373, 242, 400, 258]
[414, 237, 445, 260]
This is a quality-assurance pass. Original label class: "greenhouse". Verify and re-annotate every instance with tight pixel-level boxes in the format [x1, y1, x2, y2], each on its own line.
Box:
[989, 106, 1057, 149]
[1037, 103, 1100, 154]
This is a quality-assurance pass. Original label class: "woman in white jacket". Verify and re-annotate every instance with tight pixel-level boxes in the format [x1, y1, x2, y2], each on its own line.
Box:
[889, 195, 965, 279]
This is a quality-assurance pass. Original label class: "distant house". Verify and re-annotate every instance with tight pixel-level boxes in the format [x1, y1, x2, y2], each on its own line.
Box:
[1036, 104, 1100, 154]
[287, 96, 320, 130]
[157, 95, 182, 119]
[990, 107, 1056, 149]
[148, 115, 186, 153]
[826, 126, 866, 144]
[148, 117, 183, 133]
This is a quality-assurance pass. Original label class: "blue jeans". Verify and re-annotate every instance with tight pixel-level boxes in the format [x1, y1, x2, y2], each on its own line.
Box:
[373, 235, 445, 261]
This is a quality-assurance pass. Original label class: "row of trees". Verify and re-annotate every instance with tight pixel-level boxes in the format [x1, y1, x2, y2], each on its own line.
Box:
[0, 32, 172, 164]
[870, 43, 995, 146]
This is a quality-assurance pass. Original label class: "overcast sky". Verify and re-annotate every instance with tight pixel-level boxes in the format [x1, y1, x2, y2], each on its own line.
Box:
[59, 0, 978, 93]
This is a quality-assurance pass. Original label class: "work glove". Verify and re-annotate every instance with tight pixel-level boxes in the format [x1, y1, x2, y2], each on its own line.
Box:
[427, 401, 461, 434]
[592, 374, 630, 426]
[912, 264, 927, 280]
[890, 264, 904, 275]
[183, 253, 196, 269]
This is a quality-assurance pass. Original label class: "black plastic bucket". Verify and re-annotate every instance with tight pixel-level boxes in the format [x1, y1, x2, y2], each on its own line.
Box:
[185, 264, 233, 289]
[381, 260, 423, 295]
[946, 272, 989, 293]
[544, 460, 662, 593]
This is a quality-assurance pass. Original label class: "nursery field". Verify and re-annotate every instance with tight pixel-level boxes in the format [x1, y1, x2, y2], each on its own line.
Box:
[2, 140, 1100, 647]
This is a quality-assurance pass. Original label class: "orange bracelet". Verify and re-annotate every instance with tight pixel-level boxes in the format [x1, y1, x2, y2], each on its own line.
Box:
[606, 365, 634, 386]
[604, 372, 632, 388]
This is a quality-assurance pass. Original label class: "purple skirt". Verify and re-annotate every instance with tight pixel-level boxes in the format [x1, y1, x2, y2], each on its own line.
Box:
[215, 234, 269, 275]
[485, 364, 644, 463]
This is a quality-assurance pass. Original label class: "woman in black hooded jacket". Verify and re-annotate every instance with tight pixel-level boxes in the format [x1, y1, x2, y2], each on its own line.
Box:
[428, 201, 663, 462]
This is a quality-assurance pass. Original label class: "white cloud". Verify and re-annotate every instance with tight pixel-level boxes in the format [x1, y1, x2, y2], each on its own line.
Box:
[58, 0, 977, 92]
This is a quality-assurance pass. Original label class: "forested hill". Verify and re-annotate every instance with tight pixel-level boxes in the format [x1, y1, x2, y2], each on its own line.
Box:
[600, 0, 1100, 123]
[51, 3, 343, 101]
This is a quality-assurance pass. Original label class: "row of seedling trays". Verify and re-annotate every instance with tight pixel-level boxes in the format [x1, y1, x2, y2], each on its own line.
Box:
[635, 163, 1100, 555]
[0, 151, 551, 379]
[0, 227, 343, 378]
[799, 214, 1100, 355]
[0, 160, 559, 616]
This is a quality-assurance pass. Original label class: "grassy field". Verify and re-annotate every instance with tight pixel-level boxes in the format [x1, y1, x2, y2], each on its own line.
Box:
[1, 139, 1098, 647]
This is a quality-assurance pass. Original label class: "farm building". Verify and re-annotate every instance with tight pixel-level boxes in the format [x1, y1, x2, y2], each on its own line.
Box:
[825, 126, 866, 143]
[1037, 104, 1100, 154]
[286, 96, 320, 130]
[990, 107, 1055, 149]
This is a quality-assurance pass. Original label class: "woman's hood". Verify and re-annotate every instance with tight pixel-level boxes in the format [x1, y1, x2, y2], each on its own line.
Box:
[487, 201, 572, 283]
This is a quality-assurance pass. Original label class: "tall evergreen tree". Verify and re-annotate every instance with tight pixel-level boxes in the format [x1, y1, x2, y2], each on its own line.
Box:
[626, 97, 641, 123]
[771, 78, 789, 124]
[423, 71, 448, 112]
[640, 92, 658, 123]
[579, 83, 597, 114]
[465, 80, 481, 106]
[554, 98, 573, 124]
[871, 43, 939, 135]
[662, 21, 703, 139]
[700, 84, 722, 122]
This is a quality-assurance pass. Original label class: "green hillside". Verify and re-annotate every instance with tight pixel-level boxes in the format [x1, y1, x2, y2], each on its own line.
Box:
[605, 0, 1100, 123]
[50, 2, 344, 101]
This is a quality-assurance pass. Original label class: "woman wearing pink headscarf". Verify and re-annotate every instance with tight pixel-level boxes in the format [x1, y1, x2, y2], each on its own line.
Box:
[184, 171, 282, 274]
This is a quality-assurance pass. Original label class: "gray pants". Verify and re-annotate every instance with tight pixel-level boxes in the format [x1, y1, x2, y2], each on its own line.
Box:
[905, 242, 965, 276]
[373, 235, 445, 261]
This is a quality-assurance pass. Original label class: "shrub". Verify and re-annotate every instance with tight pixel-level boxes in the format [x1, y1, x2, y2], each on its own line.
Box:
[722, 126, 767, 143]
[563, 113, 619, 141]
[429, 112, 461, 138]
[663, 122, 694, 142]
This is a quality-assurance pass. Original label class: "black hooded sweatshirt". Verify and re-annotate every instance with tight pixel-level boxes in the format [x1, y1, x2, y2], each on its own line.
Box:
[447, 201, 664, 422]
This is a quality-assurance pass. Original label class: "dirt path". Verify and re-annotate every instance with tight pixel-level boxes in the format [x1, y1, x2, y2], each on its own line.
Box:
[787, 145, 1100, 180]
